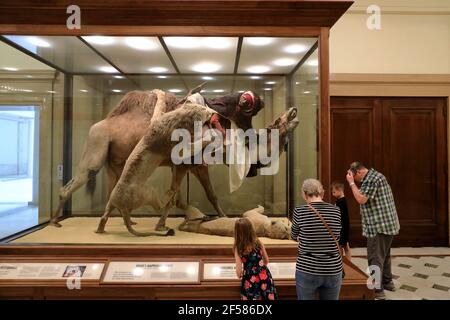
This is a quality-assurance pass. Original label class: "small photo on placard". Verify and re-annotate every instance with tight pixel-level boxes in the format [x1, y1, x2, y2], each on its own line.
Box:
[62, 265, 87, 278]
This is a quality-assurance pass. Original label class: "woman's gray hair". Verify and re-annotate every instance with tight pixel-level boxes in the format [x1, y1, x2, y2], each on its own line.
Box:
[302, 178, 324, 197]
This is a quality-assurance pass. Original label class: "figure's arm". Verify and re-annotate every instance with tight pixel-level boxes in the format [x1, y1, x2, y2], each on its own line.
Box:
[234, 249, 243, 279]
[260, 243, 269, 265]
[290, 208, 300, 241]
[346, 171, 368, 204]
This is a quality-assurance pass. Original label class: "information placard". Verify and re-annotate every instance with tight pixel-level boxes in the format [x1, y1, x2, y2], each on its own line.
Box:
[203, 263, 238, 281]
[267, 262, 296, 279]
[203, 261, 296, 280]
[0, 262, 104, 280]
[102, 261, 200, 284]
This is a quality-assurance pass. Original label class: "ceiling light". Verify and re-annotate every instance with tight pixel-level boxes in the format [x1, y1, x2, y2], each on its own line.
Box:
[202, 76, 214, 80]
[192, 62, 221, 73]
[246, 65, 270, 73]
[264, 88, 272, 91]
[265, 81, 276, 85]
[273, 58, 297, 66]
[112, 89, 122, 93]
[213, 89, 225, 93]
[26, 36, 51, 47]
[148, 67, 168, 73]
[246, 37, 274, 46]
[169, 89, 182, 93]
[250, 76, 261, 80]
[164, 37, 199, 49]
[98, 66, 118, 73]
[307, 59, 319, 66]
[238, 90, 245, 93]
[47, 90, 56, 94]
[80, 89, 89, 93]
[303, 91, 311, 94]
[114, 75, 124, 79]
[83, 36, 115, 45]
[284, 44, 308, 54]
[203, 37, 233, 49]
[157, 75, 168, 79]
[125, 37, 158, 50]
[3, 67, 18, 71]
[22, 89, 33, 92]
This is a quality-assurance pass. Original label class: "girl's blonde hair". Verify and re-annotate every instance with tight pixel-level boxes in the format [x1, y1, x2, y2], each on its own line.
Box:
[233, 218, 261, 256]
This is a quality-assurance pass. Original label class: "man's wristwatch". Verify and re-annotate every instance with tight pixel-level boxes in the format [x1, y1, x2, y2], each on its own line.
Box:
[349, 182, 356, 187]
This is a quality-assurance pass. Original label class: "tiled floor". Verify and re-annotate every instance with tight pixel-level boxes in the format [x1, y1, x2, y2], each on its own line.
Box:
[352, 256, 450, 300]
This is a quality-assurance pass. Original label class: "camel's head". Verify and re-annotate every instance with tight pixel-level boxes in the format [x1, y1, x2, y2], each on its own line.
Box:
[269, 107, 299, 137]
[268, 220, 291, 239]
[267, 107, 299, 154]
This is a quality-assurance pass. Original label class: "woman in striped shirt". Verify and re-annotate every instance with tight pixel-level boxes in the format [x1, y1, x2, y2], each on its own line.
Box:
[291, 178, 343, 300]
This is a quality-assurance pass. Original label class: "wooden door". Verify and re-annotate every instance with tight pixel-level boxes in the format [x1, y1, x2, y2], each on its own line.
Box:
[330, 97, 448, 247]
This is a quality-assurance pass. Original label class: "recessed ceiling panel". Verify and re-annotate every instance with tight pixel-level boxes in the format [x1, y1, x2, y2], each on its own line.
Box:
[238, 37, 317, 74]
[82, 36, 176, 74]
[163, 37, 238, 74]
[4, 36, 114, 73]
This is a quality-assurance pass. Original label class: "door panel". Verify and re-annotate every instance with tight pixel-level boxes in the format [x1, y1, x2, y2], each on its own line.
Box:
[382, 98, 448, 246]
[330, 97, 448, 247]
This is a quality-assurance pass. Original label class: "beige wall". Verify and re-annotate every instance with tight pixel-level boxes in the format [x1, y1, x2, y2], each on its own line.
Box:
[330, 0, 450, 74]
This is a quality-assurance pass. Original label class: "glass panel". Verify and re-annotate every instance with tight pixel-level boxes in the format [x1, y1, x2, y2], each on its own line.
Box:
[0, 41, 64, 240]
[5, 36, 114, 73]
[0, 35, 319, 243]
[292, 48, 319, 205]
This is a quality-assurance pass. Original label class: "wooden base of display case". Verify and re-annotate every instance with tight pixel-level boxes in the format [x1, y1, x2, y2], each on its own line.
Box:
[0, 244, 374, 300]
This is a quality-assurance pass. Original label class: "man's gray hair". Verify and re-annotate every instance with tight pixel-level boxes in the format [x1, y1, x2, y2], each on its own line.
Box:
[302, 178, 324, 197]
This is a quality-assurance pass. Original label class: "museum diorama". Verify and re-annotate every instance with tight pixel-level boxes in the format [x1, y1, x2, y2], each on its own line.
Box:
[0, 0, 372, 299]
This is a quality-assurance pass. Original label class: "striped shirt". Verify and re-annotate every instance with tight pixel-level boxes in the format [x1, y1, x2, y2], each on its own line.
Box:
[291, 202, 343, 276]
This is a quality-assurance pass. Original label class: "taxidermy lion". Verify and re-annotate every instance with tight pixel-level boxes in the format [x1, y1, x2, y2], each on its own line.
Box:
[179, 205, 291, 240]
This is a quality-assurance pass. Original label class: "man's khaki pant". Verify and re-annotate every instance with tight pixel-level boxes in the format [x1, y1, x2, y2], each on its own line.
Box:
[367, 233, 394, 291]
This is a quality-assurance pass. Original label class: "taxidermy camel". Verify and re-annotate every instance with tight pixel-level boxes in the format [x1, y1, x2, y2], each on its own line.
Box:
[96, 89, 220, 236]
[95, 93, 299, 236]
[51, 84, 264, 227]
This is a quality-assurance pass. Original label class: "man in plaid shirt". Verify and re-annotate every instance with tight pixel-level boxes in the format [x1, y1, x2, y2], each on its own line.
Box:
[346, 162, 400, 300]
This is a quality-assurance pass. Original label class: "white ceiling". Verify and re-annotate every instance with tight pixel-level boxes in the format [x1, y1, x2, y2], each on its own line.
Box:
[2, 36, 317, 76]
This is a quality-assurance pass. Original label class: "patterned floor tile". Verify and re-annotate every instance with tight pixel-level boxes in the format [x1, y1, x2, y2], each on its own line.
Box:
[414, 287, 450, 300]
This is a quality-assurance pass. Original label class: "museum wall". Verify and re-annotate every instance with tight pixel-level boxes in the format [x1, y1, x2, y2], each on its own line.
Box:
[329, 0, 450, 244]
[330, 0, 450, 74]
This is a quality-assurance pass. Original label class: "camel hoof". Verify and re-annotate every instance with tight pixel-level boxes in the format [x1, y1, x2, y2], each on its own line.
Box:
[155, 225, 169, 232]
[95, 229, 105, 234]
[51, 221, 62, 228]
[167, 228, 175, 236]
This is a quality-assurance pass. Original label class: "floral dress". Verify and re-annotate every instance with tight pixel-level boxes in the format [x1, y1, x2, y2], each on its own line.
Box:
[240, 246, 278, 300]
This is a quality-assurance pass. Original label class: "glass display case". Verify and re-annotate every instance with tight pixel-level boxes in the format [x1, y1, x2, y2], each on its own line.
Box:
[0, 0, 372, 300]
[0, 35, 319, 243]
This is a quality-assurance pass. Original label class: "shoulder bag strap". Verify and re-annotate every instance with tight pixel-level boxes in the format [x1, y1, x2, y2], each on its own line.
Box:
[308, 204, 342, 258]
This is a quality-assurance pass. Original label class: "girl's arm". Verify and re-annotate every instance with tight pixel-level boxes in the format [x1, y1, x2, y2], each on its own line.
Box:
[260, 243, 269, 265]
[234, 249, 243, 279]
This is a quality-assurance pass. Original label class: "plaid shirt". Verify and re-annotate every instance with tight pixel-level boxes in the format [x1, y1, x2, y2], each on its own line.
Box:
[359, 168, 400, 238]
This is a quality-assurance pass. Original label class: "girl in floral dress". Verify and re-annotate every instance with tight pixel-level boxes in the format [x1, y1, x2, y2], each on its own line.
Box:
[233, 218, 278, 300]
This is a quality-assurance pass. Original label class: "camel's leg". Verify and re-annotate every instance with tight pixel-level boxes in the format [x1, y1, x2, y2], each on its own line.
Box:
[151, 89, 166, 122]
[106, 165, 138, 226]
[51, 122, 110, 227]
[156, 166, 189, 231]
[191, 165, 226, 217]
[95, 201, 115, 234]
